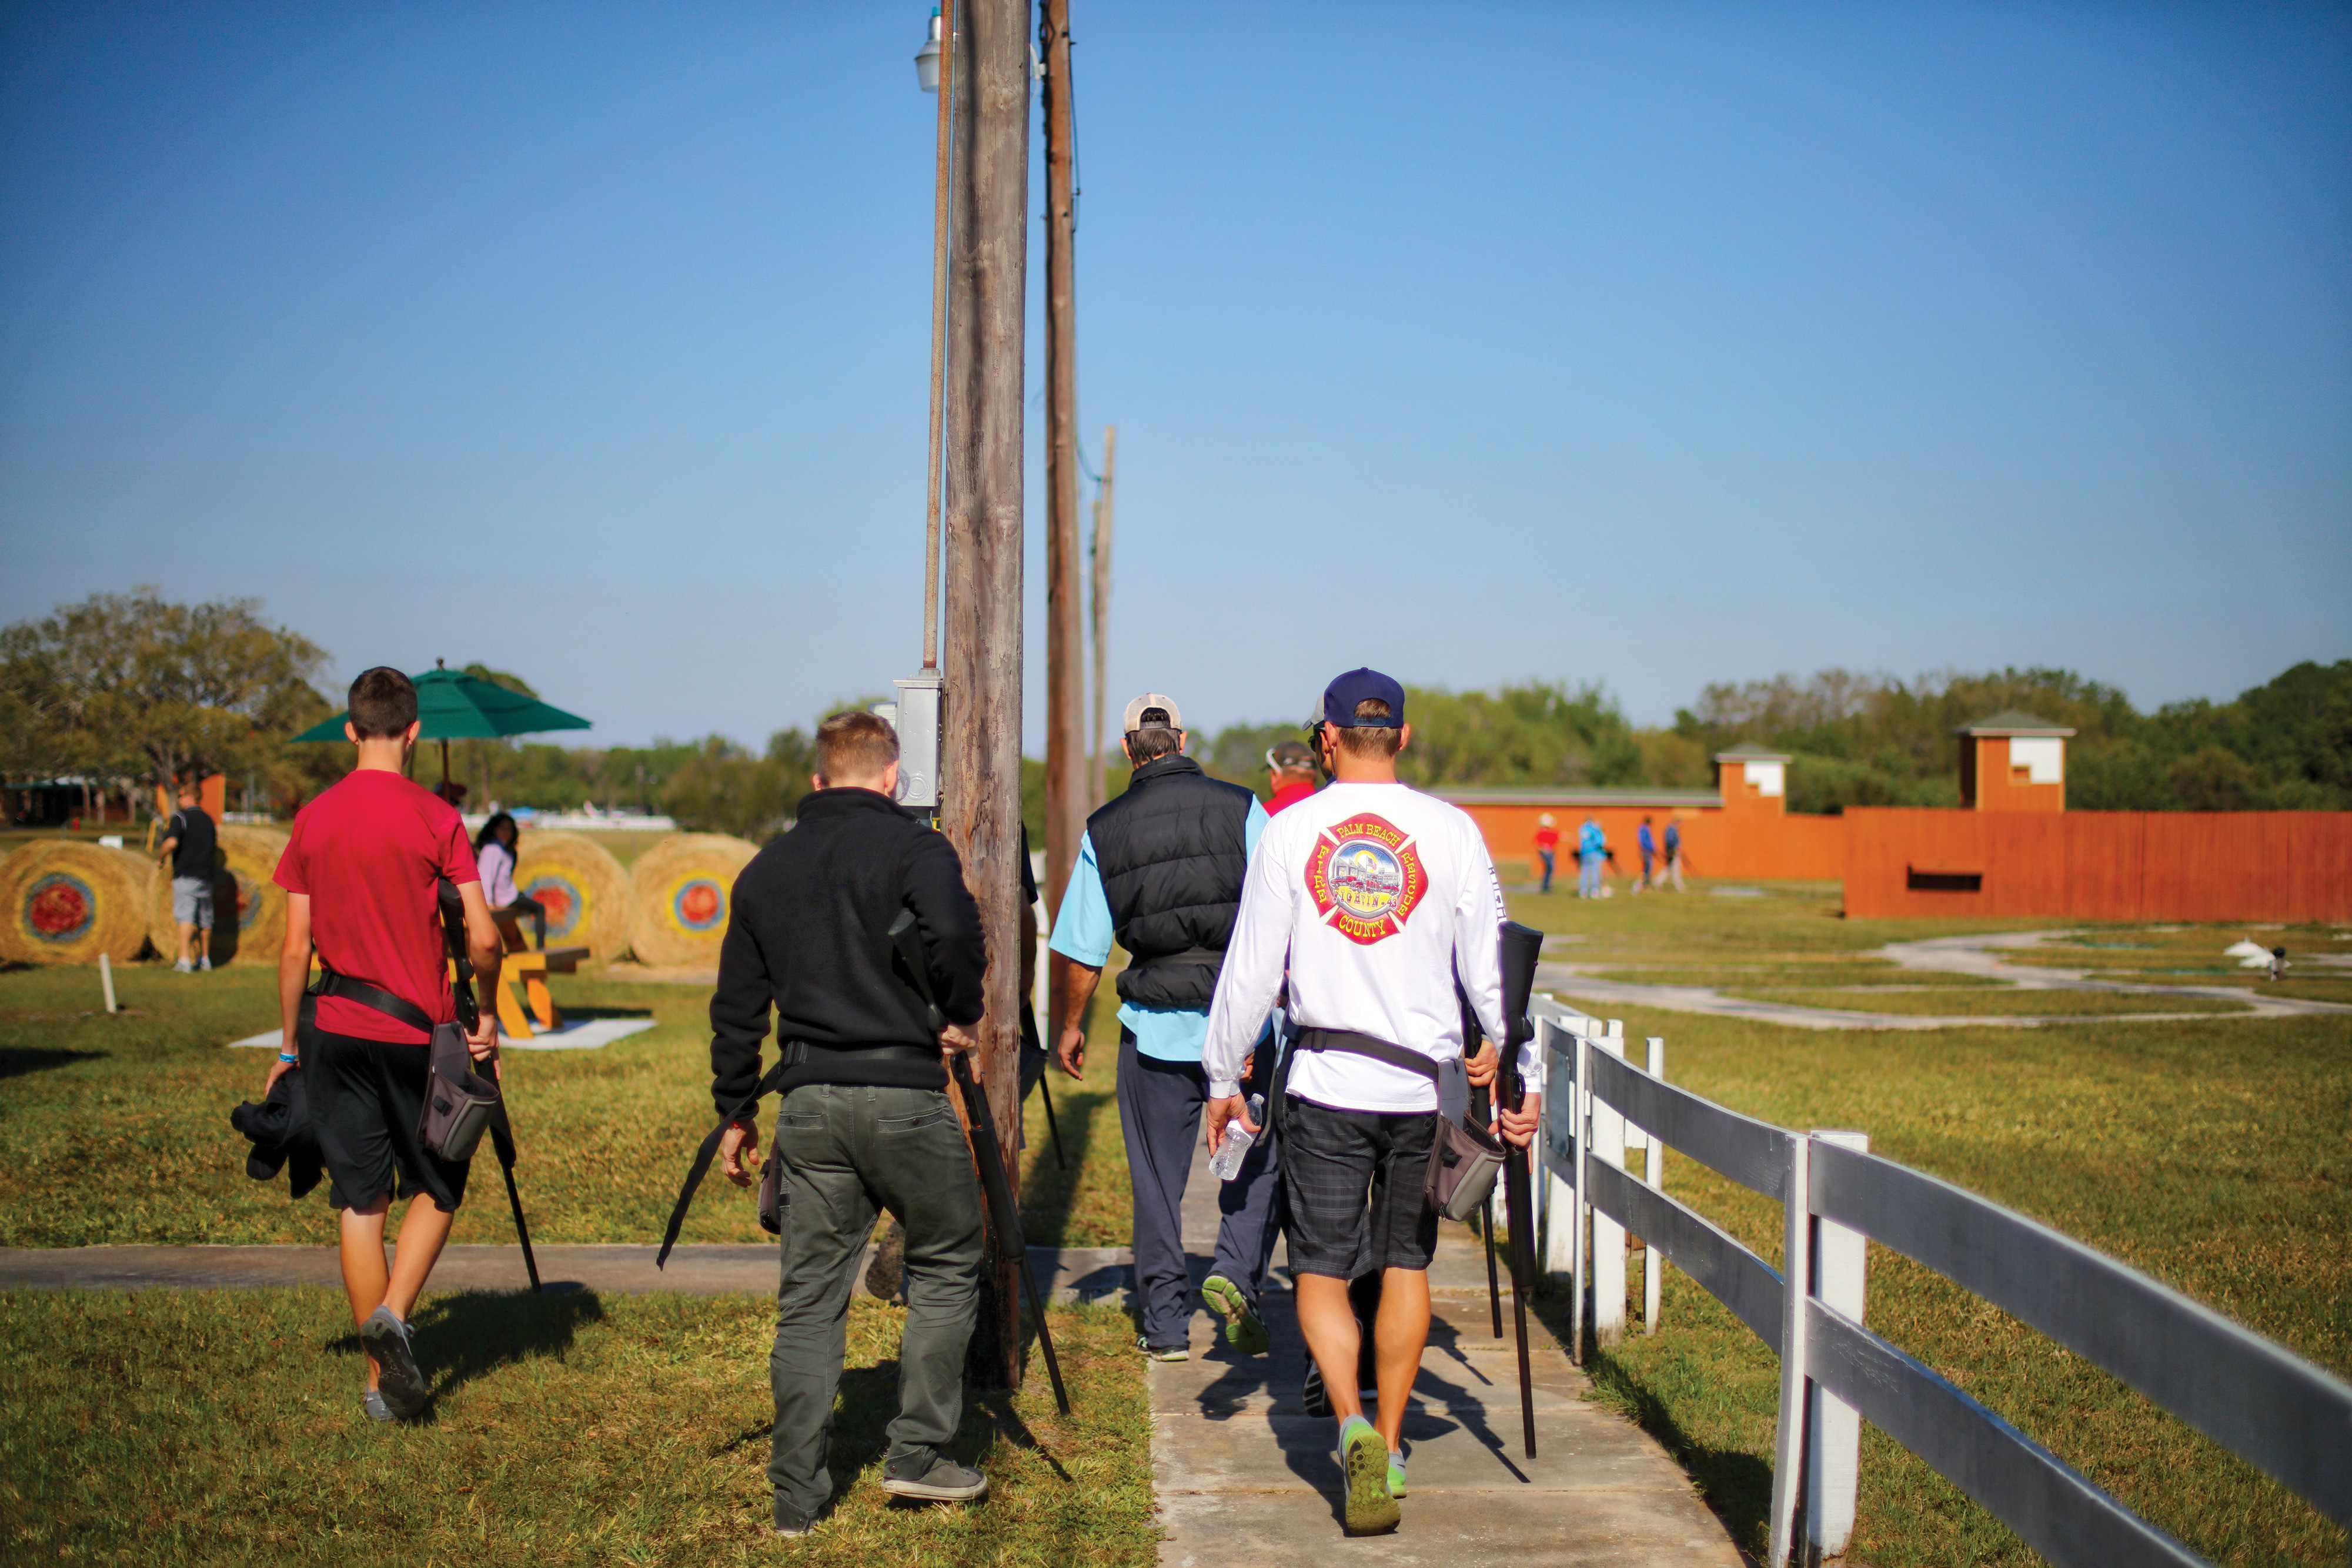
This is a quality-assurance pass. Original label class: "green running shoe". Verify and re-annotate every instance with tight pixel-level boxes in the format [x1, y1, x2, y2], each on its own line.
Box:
[1342, 1423, 1401, 1534]
[1387, 1449, 1408, 1498]
[1200, 1275, 1269, 1356]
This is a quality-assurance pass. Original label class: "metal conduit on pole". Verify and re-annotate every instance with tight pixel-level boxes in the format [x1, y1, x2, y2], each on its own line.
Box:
[1040, 0, 1085, 1038]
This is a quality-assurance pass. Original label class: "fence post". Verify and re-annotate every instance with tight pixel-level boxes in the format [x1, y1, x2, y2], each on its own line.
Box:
[1591, 1023, 1628, 1347]
[1643, 1036, 1665, 1335]
[1541, 1015, 1581, 1283]
[1768, 1133, 1814, 1568]
[1806, 1129, 1868, 1563]
[1569, 1022, 1590, 1362]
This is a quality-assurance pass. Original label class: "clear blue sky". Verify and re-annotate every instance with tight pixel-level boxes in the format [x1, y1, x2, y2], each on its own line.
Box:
[4, 1, 2346, 749]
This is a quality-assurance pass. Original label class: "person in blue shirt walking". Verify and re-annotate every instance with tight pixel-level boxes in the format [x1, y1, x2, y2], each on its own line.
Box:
[1634, 815, 1657, 894]
[1051, 693, 1278, 1360]
[1577, 814, 1605, 898]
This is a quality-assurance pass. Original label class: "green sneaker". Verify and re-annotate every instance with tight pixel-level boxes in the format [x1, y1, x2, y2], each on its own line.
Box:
[1342, 1423, 1401, 1534]
[1387, 1447, 1407, 1498]
[1137, 1335, 1189, 1362]
[1200, 1275, 1269, 1356]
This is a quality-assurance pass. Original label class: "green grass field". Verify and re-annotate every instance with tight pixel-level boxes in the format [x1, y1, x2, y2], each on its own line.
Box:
[2, 877, 2346, 1566]
[1510, 880, 2351, 1567]
[0, 1288, 1152, 1567]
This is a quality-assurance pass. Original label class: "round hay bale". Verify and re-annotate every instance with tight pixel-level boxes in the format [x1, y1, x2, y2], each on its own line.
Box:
[626, 833, 757, 968]
[510, 830, 629, 958]
[0, 840, 155, 965]
[146, 824, 289, 967]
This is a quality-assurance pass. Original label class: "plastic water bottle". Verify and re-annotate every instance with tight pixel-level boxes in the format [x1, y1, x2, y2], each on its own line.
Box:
[1210, 1094, 1266, 1182]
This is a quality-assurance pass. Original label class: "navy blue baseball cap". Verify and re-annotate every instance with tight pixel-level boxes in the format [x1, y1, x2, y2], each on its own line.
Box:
[1321, 667, 1406, 728]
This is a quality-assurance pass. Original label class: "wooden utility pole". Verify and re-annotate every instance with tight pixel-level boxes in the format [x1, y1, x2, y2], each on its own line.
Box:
[941, 0, 1030, 1391]
[1041, 0, 1084, 1042]
[1089, 424, 1117, 810]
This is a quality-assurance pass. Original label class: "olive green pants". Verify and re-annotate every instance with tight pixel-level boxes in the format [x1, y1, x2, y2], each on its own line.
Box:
[767, 1081, 985, 1522]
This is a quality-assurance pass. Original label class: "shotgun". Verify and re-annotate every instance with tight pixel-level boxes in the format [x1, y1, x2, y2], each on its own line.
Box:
[1460, 990, 1503, 1340]
[1498, 918, 1546, 1460]
[440, 880, 542, 1293]
[888, 910, 1071, 1415]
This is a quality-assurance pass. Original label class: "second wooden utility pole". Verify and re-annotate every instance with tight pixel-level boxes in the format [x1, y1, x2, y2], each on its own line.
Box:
[941, 0, 1031, 1392]
[1089, 424, 1117, 811]
[1040, 0, 1085, 1042]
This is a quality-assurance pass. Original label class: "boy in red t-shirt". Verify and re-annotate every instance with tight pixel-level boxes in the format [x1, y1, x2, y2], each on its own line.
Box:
[267, 666, 503, 1423]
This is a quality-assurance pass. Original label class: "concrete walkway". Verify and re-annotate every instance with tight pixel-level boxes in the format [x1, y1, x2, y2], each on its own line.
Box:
[1152, 1135, 1741, 1566]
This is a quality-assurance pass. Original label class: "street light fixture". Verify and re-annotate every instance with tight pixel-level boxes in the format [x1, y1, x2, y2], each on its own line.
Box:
[914, 7, 943, 92]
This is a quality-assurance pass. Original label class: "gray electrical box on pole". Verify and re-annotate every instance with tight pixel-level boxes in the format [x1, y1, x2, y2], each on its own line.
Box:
[891, 674, 943, 810]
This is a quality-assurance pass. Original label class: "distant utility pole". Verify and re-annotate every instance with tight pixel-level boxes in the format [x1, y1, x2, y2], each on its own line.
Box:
[1041, 0, 1084, 1041]
[1089, 424, 1117, 812]
[941, 0, 1031, 1392]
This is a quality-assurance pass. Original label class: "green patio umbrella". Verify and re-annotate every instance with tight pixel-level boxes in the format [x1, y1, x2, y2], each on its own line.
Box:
[292, 661, 593, 790]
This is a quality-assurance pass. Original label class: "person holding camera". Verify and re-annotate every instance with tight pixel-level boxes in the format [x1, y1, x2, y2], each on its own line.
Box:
[268, 667, 504, 1423]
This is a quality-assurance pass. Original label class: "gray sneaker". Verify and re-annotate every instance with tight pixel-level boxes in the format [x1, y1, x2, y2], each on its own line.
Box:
[880, 1454, 988, 1503]
[359, 1390, 396, 1423]
[360, 1306, 427, 1418]
[770, 1502, 820, 1537]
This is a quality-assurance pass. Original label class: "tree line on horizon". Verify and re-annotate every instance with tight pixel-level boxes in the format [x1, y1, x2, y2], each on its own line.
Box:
[5, 590, 2344, 841]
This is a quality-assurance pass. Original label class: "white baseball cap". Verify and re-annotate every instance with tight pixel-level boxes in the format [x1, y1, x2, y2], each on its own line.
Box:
[1122, 693, 1184, 732]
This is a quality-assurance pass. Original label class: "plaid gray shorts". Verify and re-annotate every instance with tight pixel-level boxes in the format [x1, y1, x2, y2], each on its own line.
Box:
[1281, 1095, 1438, 1278]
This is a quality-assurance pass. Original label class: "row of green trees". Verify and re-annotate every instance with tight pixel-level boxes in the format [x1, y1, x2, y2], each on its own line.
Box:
[6, 590, 2341, 833]
[1185, 661, 2350, 815]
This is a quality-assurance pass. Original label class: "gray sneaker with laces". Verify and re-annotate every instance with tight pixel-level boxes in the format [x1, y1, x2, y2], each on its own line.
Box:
[360, 1306, 427, 1418]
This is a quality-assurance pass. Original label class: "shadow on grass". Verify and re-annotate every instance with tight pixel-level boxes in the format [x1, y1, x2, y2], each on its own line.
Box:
[0, 1046, 106, 1080]
[1019, 1076, 1107, 1249]
[1526, 1286, 1772, 1554]
[323, 1288, 607, 1409]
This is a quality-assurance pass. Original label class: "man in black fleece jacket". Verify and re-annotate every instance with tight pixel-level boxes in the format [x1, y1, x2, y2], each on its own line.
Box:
[706, 710, 991, 1534]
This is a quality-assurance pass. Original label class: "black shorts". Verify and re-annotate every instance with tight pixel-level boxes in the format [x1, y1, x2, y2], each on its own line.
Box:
[307, 1028, 472, 1213]
[1281, 1096, 1438, 1278]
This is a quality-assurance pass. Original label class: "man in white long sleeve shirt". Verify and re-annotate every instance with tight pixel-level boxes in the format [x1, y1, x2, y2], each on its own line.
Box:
[1202, 668, 1541, 1537]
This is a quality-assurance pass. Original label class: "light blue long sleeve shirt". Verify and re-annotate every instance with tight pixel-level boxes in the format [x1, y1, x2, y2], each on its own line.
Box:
[1048, 801, 1269, 1061]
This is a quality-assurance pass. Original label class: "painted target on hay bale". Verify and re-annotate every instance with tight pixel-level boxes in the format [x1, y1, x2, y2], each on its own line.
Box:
[626, 833, 757, 968]
[0, 841, 156, 965]
[146, 825, 288, 967]
[508, 831, 628, 958]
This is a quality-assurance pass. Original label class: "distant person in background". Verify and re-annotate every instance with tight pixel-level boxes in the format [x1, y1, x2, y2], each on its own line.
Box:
[1534, 813, 1560, 893]
[157, 779, 217, 972]
[1577, 814, 1605, 899]
[1266, 738, 1321, 815]
[1661, 818, 1685, 891]
[1634, 817, 1657, 894]
[473, 812, 546, 947]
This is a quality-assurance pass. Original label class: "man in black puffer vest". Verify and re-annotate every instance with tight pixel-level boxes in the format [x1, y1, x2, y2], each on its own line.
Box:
[1048, 693, 1279, 1360]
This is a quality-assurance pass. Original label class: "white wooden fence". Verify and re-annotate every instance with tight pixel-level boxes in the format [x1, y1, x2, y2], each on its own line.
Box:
[1525, 995, 2352, 1568]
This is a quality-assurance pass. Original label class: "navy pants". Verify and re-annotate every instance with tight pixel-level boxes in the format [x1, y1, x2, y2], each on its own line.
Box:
[1116, 1032, 1284, 1350]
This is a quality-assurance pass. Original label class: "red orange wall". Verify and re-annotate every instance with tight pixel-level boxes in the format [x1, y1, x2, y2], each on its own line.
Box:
[1843, 808, 2352, 922]
[1450, 801, 1849, 884]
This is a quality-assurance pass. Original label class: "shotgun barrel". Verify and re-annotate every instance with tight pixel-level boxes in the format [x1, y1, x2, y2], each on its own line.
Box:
[1499, 919, 1545, 1460]
[890, 911, 1072, 1415]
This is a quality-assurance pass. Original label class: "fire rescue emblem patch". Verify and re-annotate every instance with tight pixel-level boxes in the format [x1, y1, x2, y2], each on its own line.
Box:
[1305, 813, 1429, 945]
